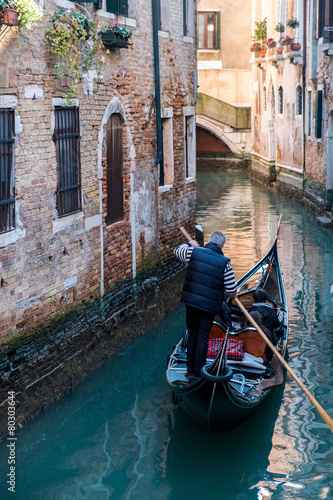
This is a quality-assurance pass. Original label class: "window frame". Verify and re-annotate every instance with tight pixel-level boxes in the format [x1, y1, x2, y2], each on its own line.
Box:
[315, 89, 323, 139]
[278, 86, 284, 115]
[0, 109, 15, 234]
[105, 113, 125, 225]
[296, 85, 303, 115]
[198, 11, 220, 50]
[307, 90, 313, 136]
[106, 0, 128, 17]
[53, 106, 82, 218]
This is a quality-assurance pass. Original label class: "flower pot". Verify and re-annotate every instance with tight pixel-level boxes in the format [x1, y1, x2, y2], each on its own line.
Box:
[100, 31, 130, 49]
[3, 8, 20, 26]
[277, 46, 284, 55]
[291, 42, 301, 51]
[281, 38, 293, 46]
[259, 47, 267, 57]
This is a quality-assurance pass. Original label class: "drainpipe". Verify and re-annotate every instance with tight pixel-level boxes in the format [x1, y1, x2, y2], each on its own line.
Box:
[302, 0, 307, 190]
[152, 0, 163, 183]
[152, 0, 163, 264]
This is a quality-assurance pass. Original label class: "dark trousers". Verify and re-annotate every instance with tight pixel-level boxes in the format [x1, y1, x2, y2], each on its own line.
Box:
[186, 305, 215, 377]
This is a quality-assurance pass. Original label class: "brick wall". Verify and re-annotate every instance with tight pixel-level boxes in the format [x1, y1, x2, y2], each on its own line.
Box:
[0, 0, 197, 349]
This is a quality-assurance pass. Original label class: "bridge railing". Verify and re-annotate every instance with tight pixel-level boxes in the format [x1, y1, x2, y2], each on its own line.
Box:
[196, 93, 251, 130]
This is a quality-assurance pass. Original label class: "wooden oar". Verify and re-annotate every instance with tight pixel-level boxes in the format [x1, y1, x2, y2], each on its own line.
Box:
[234, 297, 333, 433]
[180, 226, 193, 242]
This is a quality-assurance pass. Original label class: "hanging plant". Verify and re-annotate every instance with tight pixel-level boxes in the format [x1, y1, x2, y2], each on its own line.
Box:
[0, 0, 43, 29]
[100, 23, 133, 49]
[46, 9, 104, 104]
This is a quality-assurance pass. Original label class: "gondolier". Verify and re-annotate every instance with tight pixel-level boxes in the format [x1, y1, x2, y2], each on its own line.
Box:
[174, 231, 237, 380]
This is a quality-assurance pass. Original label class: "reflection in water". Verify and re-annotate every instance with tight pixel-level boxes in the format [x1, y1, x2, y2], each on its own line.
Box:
[0, 171, 332, 500]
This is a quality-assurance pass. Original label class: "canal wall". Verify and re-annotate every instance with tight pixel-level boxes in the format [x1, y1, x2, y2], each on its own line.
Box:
[0, 258, 186, 440]
[251, 156, 333, 219]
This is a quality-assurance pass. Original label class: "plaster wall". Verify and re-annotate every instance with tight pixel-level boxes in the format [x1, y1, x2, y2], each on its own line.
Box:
[198, 69, 251, 104]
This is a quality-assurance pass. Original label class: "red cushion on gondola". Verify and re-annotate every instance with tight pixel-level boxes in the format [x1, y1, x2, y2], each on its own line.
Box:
[207, 338, 245, 361]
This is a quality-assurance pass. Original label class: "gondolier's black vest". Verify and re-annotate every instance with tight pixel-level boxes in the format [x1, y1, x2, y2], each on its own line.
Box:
[181, 243, 230, 314]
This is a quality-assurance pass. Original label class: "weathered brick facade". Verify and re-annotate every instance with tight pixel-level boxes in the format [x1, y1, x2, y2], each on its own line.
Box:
[0, 0, 197, 430]
[0, 0, 197, 341]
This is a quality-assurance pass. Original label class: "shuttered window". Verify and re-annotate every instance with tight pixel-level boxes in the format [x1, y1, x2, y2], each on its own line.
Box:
[183, 0, 187, 36]
[315, 90, 323, 139]
[54, 107, 81, 217]
[0, 109, 15, 234]
[106, 0, 128, 17]
[106, 114, 124, 225]
[198, 12, 220, 50]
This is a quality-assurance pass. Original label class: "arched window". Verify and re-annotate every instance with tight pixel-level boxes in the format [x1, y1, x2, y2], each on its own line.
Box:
[296, 85, 302, 115]
[278, 86, 284, 115]
[106, 113, 124, 225]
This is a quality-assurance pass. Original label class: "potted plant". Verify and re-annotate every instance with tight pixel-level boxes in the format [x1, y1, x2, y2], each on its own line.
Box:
[275, 23, 285, 36]
[279, 35, 293, 46]
[275, 23, 285, 53]
[100, 23, 133, 49]
[252, 17, 267, 55]
[266, 38, 276, 48]
[286, 17, 300, 29]
[0, 0, 42, 28]
[250, 41, 260, 54]
[287, 17, 301, 51]
[46, 9, 104, 103]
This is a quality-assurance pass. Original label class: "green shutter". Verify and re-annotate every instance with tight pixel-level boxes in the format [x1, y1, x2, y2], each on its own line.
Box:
[215, 11, 221, 50]
[106, 0, 128, 16]
[315, 90, 323, 139]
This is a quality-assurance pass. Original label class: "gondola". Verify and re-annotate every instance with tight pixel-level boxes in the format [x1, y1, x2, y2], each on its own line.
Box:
[166, 216, 288, 432]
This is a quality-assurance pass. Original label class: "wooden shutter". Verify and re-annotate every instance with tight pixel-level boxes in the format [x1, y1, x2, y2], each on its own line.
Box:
[215, 11, 221, 50]
[106, 114, 124, 225]
[106, 0, 128, 16]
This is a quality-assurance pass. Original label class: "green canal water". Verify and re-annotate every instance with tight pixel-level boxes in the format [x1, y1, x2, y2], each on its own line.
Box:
[1, 170, 333, 499]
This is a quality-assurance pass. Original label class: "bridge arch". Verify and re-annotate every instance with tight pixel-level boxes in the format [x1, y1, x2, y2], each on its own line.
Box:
[196, 93, 251, 156]
[196, 116, 239, 154]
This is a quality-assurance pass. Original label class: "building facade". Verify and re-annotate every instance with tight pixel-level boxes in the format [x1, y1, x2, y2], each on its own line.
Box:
[251, 0, 333, 212]
[0, 1, 197, 347]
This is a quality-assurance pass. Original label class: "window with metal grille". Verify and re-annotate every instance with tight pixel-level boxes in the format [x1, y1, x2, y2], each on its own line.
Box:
[0, 109, 15, 234]
[106, 0, 128, 17]
[278, 86, 284, 114]
[106, 113, 124, 225]
[296, 85, 303, 115]
[54, 107, 81, 217]
[198, 12, 220, 50]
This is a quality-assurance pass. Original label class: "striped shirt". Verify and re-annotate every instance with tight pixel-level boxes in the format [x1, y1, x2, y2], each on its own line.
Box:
[174, 243, 238, 297]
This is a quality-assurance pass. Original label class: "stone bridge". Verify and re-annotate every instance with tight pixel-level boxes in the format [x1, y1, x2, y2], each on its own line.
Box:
[196, 93, 251, 158]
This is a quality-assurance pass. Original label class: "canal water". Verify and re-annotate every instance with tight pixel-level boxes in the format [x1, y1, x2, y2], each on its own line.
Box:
[1, 170, 333, 500]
